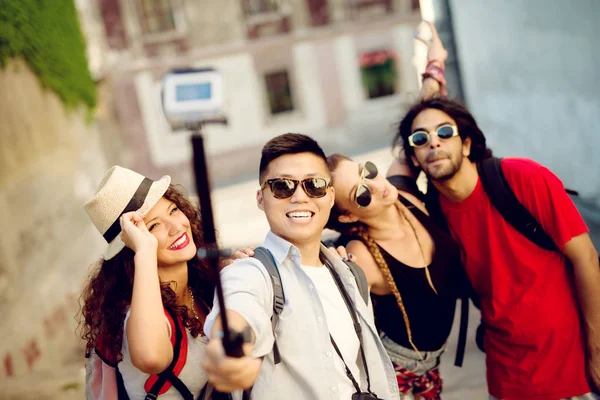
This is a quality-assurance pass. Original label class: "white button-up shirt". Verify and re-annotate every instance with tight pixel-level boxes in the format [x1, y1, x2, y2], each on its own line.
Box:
[205, 231, 400, 400]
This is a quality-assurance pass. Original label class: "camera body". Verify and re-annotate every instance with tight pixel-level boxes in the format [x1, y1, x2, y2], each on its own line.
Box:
[161, 68, 224, 127]
[352, 392, 383, 400]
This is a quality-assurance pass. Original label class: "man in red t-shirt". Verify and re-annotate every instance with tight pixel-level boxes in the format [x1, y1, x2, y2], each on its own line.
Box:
[395, 97, 600, 400]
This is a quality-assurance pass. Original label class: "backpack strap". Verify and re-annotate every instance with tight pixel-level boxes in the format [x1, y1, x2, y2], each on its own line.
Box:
[143, 308, 193, 400]
[452, 297, 470, 367]
[477, 157, 558, 251]
[115, 365, 130, 400]
[92, 309, 194, 400]
[252, 246, 285, 365]
[343, 260, 369, 305]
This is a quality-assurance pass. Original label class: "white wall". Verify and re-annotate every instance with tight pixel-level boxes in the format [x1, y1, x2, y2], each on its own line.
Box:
[448, 0, 600, 208]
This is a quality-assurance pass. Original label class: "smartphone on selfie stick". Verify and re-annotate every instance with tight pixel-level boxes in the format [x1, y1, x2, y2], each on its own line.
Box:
[162, 69, 249, 399]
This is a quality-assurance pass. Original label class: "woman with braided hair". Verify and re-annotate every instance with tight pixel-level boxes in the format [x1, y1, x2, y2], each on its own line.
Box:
[322, 22, 466, 398]
[325, 154, 467, 400]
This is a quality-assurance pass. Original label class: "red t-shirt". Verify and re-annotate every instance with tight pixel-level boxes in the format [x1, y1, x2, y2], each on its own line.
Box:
[440, 158, 590, 400]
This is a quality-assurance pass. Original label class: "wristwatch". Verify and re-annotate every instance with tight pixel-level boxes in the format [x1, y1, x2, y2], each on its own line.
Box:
[239, 325, 253, 343]
[215, 326, 254, 343]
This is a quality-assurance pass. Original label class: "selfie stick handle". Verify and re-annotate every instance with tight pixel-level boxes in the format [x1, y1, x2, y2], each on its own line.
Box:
[190, 124, 245, 358]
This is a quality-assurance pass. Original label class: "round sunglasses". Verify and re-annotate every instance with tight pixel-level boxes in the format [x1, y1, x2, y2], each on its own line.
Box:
[355, 161, 378, 208]
[261, 177, 331, 199]
[408, 124, 458, 147]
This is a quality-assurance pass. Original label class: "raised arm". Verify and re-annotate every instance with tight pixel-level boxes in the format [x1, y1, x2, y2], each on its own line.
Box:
[121, 211, 174, 374]
[417, 21, 448, 100]
[387, 22, 449, 181]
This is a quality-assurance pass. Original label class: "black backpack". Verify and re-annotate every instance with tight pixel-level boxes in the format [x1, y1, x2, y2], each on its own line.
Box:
[252, 246, 370, 365]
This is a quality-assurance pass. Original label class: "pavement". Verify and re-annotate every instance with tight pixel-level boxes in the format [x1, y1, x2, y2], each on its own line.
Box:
[4, 146, 600, 399]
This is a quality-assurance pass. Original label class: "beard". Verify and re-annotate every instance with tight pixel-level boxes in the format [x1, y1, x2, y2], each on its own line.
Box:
[421, 150, 463, 181]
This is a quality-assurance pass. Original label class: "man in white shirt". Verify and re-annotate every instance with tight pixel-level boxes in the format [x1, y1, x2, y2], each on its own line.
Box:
[202, 133, 399, 399]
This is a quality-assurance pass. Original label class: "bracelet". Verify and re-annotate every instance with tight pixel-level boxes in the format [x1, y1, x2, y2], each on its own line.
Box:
[215, 326, 253, 343]
[422, 64, 448, 97]
[426, 59, 445, 70]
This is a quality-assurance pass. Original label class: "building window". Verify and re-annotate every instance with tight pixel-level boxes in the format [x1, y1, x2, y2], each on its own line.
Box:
[306, 0, 330, 26]
[243, 0, 291, 39]
[359, 50, 397, 99]
[348, 0, 393, 19]
[244, 0, 279, 15]
[265, 70, 294, 114]
[137, 0, 176, 34]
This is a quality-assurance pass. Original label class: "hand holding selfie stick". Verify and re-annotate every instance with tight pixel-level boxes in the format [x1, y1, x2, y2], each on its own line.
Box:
[189, 120, 247, 358]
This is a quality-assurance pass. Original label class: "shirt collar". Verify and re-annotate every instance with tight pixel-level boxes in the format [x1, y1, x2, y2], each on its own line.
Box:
[262, 232, 353, 274]
[263, 231, 302, 265]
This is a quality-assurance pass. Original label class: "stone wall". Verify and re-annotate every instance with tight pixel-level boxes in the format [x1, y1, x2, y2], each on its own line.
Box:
[0, 59, 111, 379]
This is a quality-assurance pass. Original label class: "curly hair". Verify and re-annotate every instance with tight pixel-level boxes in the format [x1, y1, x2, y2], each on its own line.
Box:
[394, 97, 493, 173]
[79, 184, 215, 364]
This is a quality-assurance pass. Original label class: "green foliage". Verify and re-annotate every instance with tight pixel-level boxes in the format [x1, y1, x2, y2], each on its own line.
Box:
[0, 0, 97, 110]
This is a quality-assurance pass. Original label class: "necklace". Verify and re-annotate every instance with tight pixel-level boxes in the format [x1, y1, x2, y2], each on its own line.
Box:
[396, 202, 439, 295]
[187, 287, 200, 320]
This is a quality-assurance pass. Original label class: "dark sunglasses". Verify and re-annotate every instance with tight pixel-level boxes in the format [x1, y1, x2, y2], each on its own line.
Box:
[408, 124, 458, 147]
[261, 177, 331, 199]
[355, 161, 378, 208]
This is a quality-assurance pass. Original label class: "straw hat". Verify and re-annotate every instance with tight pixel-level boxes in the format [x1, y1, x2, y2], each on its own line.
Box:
[84, 166, 171, 260]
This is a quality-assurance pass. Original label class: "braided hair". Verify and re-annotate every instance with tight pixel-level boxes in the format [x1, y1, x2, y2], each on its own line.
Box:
[333, 200, 423, 358]
[326, 153, 430, 357]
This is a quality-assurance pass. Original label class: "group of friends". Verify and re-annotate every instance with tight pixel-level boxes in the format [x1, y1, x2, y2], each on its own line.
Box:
[79, 22, 600, 400]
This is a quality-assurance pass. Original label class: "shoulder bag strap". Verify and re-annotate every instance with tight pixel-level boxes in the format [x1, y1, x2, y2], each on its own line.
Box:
[325, 260, 377, 396]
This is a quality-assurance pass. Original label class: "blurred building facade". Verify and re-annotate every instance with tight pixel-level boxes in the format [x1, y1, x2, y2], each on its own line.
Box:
[0, 0, 423, 385]
[90, 0, 423, 188]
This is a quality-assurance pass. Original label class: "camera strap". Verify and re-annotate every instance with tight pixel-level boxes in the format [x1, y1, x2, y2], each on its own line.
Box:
[329, 334, 362, 393]
[323, 258, 374, 396]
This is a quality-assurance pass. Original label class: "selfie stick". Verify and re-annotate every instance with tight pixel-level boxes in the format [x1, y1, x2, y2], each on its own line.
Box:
[189, 121, 245, 358]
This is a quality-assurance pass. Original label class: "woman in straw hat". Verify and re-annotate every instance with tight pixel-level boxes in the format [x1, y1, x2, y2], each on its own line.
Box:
[80, 165, 216, 399]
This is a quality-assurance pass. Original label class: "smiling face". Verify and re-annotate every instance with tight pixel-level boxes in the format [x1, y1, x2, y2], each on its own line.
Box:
[257, 152, 334, 248]
[410, 108, 471, 181]
[143, 197, 197, 268]
[331, 159, 397, 222]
